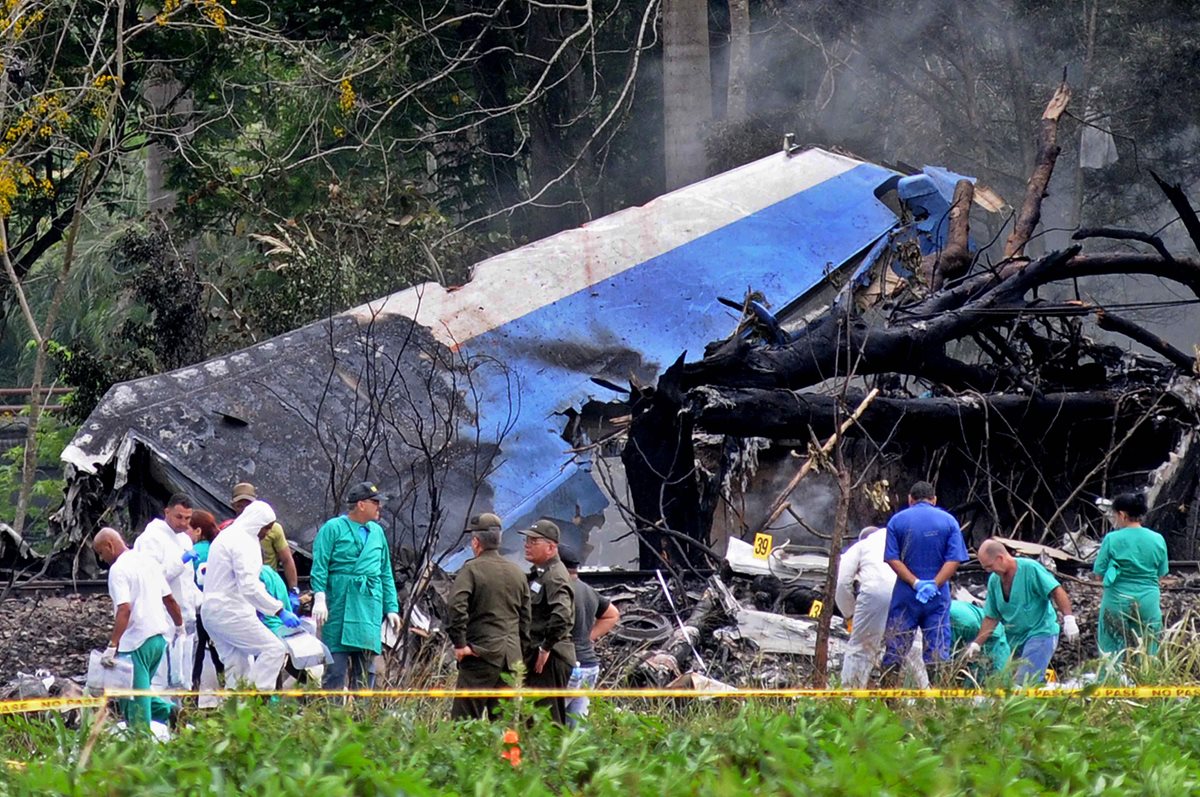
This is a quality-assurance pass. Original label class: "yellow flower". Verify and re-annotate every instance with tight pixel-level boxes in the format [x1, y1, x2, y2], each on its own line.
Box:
[338, 79, 355, 114]
[201, 0, 226, 32]
[73, 151, 89, 164]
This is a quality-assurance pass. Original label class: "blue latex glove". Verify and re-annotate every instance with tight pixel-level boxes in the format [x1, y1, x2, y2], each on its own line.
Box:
[279, 609, 302, 629]
[914, 580, 939, 604]
[181, 550, 197, 564]
[288, 589, 301, 611]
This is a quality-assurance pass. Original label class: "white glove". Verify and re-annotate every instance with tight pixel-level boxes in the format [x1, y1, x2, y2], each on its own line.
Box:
[172, 624, 186, 643]
[312, 592, 328, 628]
[386, 612, 402, 634]
[1062, 614, 1079, 642]
[964, 642, 981, 660]
[100, 646, 118, 668]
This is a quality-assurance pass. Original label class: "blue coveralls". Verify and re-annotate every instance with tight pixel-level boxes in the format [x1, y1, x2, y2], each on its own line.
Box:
[881, 501, 969, 667]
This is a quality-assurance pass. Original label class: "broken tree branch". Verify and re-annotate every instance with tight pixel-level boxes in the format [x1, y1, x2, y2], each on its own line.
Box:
[1093, 308, 1196, 372]
[1004, 81, 1070, 260]
[1151, 170, 1200, 256]
[930, 179, 975, 291]
[1072, 226, 1174, 262]
[686, 386, 1162, 440]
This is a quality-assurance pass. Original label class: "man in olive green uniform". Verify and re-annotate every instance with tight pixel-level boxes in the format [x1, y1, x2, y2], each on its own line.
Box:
[311, 481, 402, 689]
[448, 513, 531, 719]
[520, 519, 575, 724]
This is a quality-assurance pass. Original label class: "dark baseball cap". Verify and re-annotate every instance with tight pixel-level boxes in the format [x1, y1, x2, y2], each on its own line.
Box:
[558, 546, 582, 568]
[345, 481, 384, 504]
[518, 519, 560, 543]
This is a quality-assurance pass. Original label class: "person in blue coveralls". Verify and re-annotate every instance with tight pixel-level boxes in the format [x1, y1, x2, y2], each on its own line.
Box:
[881, 481, 969, 685]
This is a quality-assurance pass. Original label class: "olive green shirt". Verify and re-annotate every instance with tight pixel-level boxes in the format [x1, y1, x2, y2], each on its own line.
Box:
[527, 554, 576, 665]
[260, 523, 288, 569]
[448, 550, 531, 670]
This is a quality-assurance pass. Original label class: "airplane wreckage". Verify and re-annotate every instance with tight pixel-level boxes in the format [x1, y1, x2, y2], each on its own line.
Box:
[47, 83, 1200, 584]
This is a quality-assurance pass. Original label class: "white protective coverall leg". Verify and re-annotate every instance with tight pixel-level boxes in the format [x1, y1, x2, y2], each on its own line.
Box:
[836, 526, 930, 688]
[840, 582, 929, 688]
[200, 500, 288, 691]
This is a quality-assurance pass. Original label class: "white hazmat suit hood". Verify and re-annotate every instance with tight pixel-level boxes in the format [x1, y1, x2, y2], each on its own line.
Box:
[199, 499, 288, 690]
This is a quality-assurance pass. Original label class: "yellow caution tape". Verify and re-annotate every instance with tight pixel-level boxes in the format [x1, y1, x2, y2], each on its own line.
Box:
[0, 696, 104, 715]
[4, 686, 1200, 716]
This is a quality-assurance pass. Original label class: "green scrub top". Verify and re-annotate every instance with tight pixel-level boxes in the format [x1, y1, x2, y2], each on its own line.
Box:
[310, 515, 400, 654]
[1093, 525, 1168, 655]
[259, 565, 291, 637]
[1094, 526, 1167, 590]
[984, 558, 1061, 652]
[950, 600, 1011, 674]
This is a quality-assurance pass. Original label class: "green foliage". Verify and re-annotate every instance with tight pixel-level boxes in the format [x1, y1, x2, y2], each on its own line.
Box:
[3, 697, 1200, 794]
[0, 414, 74, 535]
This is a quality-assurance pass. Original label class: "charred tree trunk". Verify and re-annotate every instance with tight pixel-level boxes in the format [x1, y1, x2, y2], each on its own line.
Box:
[621, 361, 708, 568]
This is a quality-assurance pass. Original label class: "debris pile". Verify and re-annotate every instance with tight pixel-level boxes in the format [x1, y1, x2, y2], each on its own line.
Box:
[0, 594, 110, 683]
[589, 563, 846, 690]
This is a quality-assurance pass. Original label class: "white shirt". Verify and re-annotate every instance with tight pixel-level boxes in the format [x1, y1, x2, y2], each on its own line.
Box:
[835, 528, 898, 618]
[134, 518, 197, 617]
[107, 549, 172, 652]
[205, 521, 283, 616]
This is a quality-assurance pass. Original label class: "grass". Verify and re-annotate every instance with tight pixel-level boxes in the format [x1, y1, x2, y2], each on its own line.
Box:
[2, 694, 1200, 795]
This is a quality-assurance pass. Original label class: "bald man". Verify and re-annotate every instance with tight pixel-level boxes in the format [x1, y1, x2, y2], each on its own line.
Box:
[94, 528, 184, 728]
[968, 539, 1079, 684]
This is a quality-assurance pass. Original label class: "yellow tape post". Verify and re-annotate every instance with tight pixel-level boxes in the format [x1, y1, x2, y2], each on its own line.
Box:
[4, 686, 1200, 716]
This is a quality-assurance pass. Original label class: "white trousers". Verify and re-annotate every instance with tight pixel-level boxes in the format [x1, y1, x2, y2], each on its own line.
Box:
[841, 587, 929, 688]
[202, 597, 288, 691]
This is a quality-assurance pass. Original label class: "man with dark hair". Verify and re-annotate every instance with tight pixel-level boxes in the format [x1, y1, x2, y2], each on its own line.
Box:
[448, 513, 531, 719]
[520, 519, 575, 724]
[559, 547, 619, 727]
[881, 481, 969, 684]
[134, 492, 200, 688]
[311, 481, 401, 689]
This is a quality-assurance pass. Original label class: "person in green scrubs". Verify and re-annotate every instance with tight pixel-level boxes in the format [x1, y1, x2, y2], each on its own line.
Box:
[258, 565, 292, 637]
[1094, 492, 1168, 660]
[949, 600, 1010, 682]
[310, 481, 402, 689]
[967, 539, 1079, 684]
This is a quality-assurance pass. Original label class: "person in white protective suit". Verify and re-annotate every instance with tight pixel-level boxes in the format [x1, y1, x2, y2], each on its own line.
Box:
[134, 493, 202, 687]
[200, 500, 301, 690]
[835, 526, 930, 688]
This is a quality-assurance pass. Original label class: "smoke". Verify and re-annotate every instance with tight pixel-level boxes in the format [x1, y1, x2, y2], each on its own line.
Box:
[701, 0, 1200, 354]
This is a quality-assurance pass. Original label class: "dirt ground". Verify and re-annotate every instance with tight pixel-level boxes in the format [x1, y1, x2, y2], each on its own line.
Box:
[0, 594, 111, 683]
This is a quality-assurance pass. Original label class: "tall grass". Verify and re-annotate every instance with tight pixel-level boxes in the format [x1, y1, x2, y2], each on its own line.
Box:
[3, 693, 1200, 795]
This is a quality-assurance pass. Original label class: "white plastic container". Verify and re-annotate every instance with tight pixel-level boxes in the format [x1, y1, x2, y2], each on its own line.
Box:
[85, 650, 134, 692]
